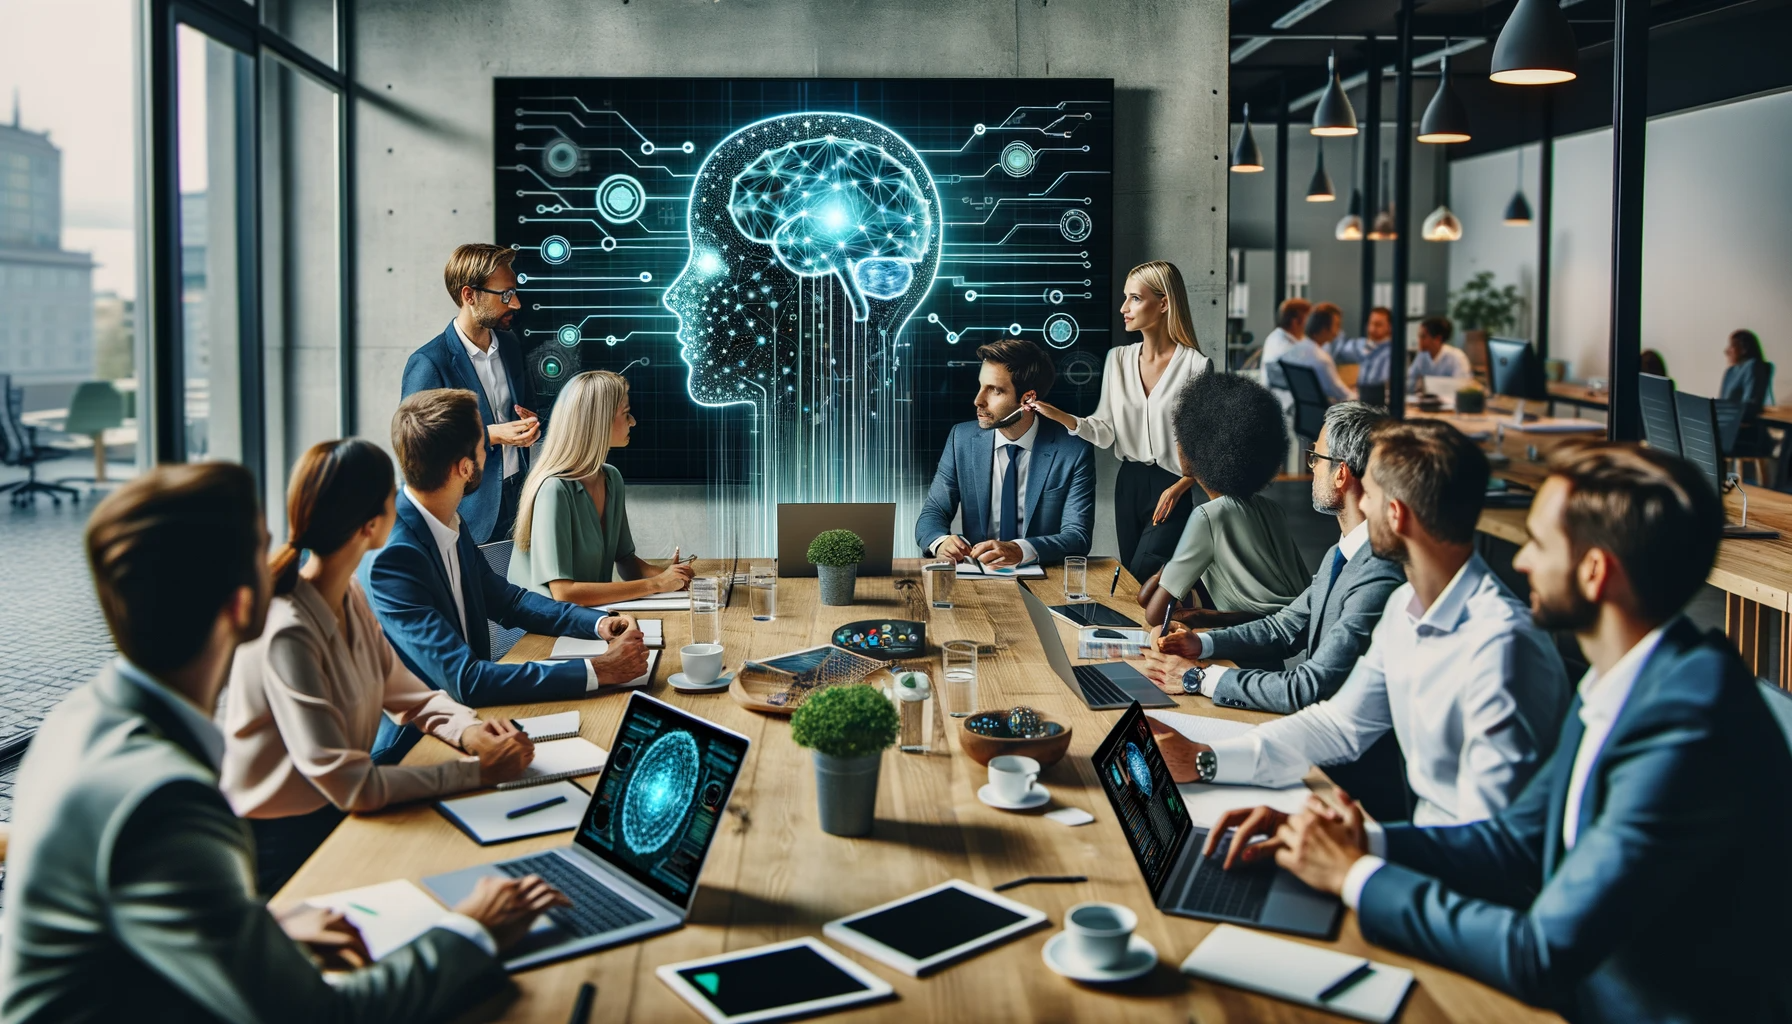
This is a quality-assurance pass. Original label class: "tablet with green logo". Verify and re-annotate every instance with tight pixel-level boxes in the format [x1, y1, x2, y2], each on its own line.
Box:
[656, 937, 894, 1023]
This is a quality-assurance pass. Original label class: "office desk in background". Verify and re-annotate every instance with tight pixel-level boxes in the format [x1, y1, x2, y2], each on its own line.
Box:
[278, 561, 1558, 1023]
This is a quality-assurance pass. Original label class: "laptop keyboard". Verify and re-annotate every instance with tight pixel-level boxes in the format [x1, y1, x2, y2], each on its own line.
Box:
[1073, 664, 1132, 707]
[1178, 837, 1276, 921]
[498, 852, 653, 938]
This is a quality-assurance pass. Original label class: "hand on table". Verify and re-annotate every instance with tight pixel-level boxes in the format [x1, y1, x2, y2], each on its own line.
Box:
[653, 561, 695, 593]
[597, 612, 638, 641]
[452, 875, 571, 952]
[462, 719, 535, 788]
[971, 539, 1025, 568]
[277, 904, 372, 970]
[1272, 792, 1372, 897]
[589, 628, 649, 685]
[934, 535, 974, 563]
[1142, 647, 1202, 693]
[1147, 719, 1213, 785]
[1151, 621, 1204, 660]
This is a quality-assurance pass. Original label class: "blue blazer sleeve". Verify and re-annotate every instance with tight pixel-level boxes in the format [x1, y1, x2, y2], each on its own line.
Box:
[362, 542, 596, 707]
[473, 539, 605, 639]
[1026, 439, 1095, 564]
[916, 426, 965, 553]
[1209, 567, 1404, 714]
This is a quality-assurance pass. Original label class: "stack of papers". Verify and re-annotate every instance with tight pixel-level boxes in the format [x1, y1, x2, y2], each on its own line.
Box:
[304, 879, 449, 961]
[955, 561, 1046, 579]
[540, 646, 660, 690]
[437, 779, 589, 845]
[1181, 925, 1414, 1022]
[1077, 626, 1151, 660]
[601, 595, 691, 612]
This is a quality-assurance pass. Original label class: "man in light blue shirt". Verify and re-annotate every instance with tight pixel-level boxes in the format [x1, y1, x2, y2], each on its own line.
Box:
[1331, 305, 1393, 388]
[1408, 315, 1472, 392]
[1275, 302, 1356, 403]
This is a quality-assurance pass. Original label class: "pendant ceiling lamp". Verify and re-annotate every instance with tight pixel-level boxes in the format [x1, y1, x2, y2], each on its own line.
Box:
[1367, 160, 1397, 240]
[1489, 0, 1579, 85]
[1306, 140, 1336, 201]
[1231, 103, 1265, 172]
[1504, 149, 1534, 224]
[1311, 51, 1359, 137]
[1335, 136, 1363, 239]
[1417, 54, 1472, 144]
[1421, 149, 1462, 241]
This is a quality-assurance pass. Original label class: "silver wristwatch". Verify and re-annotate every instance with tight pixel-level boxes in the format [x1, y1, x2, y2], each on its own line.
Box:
[1195, 749, 1218, 783]
[1181, 665, 1205, 695]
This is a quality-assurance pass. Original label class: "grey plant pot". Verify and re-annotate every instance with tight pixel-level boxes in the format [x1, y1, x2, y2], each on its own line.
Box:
[815, 563, 859, 605]
[813, 749, 882, 836]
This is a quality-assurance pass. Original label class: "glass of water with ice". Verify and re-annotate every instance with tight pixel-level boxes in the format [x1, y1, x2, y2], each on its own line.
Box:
[749, 561, 778, 621]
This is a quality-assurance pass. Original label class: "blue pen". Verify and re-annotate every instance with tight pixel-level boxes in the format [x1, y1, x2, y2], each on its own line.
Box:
[506, 795, 568, 820]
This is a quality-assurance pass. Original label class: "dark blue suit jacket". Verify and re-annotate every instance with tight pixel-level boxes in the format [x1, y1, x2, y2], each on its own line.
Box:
[401, 322, 538, 544]
[361, 495, 604, 707]
[913, 416, 1095, 565]
[1357, 617, 1792, 1023]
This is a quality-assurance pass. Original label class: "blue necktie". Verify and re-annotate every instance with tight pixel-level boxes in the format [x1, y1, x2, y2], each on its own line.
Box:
[1310, 548, 1347, 646]
[1329, 547, 1347, 588]
[998, 444, 1021, 542]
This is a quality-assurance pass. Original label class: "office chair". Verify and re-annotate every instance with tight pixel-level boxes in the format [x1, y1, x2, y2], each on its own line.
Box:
[478, 539, 527, 660]
[1279, 362, 1330, 449]
[1717, 397, 1775, 487]
[55, 381, 128, 489]
[0, 374, 81, 509]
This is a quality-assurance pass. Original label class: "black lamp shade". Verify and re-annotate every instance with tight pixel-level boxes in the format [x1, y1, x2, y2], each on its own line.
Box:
[1311, 52, 1359, 137]
[1232, 104, 1265, 172]
[1306, 145, 1335, 201]
[1490, 0, 1579, 85]
[1418, 60, 1472, 143]
[1504, 190, 1534, 224]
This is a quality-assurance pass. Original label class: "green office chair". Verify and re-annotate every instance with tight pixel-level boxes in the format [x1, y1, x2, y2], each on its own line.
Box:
[57, 381, 127, 488]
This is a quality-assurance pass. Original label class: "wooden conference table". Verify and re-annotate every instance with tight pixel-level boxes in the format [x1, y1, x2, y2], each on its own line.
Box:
[280, 561, 1556, 1023]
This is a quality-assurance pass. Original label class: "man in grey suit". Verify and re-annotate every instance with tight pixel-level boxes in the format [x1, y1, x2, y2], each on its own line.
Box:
[0, 464, 567, 1023]
[1143, 401, 1403, 714]
[916, 339, 1096, 567]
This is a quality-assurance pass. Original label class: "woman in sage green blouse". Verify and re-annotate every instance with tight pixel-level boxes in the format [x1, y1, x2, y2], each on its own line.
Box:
[508, 371, 693, 604]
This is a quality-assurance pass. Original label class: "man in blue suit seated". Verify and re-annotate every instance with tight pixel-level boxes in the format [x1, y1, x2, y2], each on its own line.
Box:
[1209, 442, 1792, 1023]
[402, 243, 542, 544]
[916, 338, 1095, 567]
[364, 388, 649, 725]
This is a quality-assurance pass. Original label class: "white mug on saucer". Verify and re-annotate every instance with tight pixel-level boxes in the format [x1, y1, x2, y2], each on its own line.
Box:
[681, 643, 724, 684]
[987, 755, 1040, 804]
[1064, 901, 1137, 970]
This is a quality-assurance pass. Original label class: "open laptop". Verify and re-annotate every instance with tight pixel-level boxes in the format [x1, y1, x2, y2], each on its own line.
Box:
[1019, 582, 1174, 709]
[776, 502, 896, 577]
[424, 693, 750, 969]
[1094, 702, 1341, 939]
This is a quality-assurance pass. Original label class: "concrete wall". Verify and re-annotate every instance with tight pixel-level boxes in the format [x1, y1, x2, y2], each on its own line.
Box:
[1448, 88, 1792, 399]
[348, 0, 1228, 558]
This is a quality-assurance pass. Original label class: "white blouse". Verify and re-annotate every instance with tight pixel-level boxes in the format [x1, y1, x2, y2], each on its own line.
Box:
[1070, 342, 1210, 474]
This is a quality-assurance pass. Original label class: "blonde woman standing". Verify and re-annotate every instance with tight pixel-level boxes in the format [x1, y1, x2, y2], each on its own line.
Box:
[508, 371, 694, 604]
[1027, 261, 1211, 582]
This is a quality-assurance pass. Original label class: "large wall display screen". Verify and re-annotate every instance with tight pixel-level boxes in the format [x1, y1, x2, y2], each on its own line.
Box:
[494, 78, 1113, 551]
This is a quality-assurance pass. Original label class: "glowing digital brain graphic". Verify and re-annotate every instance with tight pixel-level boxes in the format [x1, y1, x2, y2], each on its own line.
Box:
[621, 730, 700, 855]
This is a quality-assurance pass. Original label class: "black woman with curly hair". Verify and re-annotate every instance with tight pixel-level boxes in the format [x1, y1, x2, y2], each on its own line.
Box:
[1139, 370, 1308, 629]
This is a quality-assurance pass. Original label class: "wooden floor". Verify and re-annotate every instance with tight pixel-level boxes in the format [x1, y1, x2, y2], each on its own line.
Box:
[278, 560, 1557, 1023]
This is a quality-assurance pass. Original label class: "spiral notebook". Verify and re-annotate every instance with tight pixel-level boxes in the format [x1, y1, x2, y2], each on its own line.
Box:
[513, 711, 580, 742]
[495, 737, 609, 790]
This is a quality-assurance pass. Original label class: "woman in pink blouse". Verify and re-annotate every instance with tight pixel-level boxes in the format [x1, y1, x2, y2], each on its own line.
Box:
[222, 438, 536, 895]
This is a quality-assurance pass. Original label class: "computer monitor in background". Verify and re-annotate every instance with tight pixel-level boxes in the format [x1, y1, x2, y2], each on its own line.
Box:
[1638, 373, 1681, 457]
[1673, 390, 1778, 539]
[1487, 337, 1548, 401]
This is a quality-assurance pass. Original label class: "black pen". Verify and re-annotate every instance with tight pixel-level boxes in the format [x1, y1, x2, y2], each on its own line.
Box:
[1317, 961, 1375, 1002]
[506, 795, 568, 819]
[510, 719, 527, 733]
[1109, 564, 1123, 595]
[568, 982, 596, 1024]
[993, 874, 1088, 892]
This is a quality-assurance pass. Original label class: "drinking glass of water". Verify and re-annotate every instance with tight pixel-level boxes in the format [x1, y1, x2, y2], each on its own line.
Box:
[940, 640, 979, 719]
[690, 576, 722, 646]
[749, 561, 778, 621]
[1063, 555, 1089, 604]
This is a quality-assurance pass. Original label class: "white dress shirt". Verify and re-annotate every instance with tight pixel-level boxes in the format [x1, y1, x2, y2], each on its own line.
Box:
[1070, 342, 1210, 475]
[1193, 520, 1370, 692]
[1276, 338, 1357, 403]
[454, 321, 520, 480]
[1207, 553, 1567, 826]
[928, 415, 1041, 565]
[405, 487, 605, 692]
[1408, 343, 1472, 391]
[1260, 327, 1300, 367]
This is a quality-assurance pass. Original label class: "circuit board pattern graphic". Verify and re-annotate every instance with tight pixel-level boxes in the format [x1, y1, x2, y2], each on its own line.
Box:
[495, 79, 1113, 553]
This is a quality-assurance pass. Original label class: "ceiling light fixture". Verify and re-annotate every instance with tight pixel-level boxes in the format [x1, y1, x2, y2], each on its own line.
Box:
[1504, 148, 1534, 224]
[1367, 160, 1397, 240]
[1231, 103, 1266, 172]
[1422, 147, 1462, 241]
[1489, 0, 1579, 85]
[1417, 53, 1472, 143]
[1307, 140, 1336, 201]
[1311, 51, 1359, 137]
[1335, 135, 1364, 238]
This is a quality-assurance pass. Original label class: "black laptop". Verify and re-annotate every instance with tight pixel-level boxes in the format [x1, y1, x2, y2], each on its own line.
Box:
[1019, 582, 1173, 709]
[1093, 702, 1341, 938]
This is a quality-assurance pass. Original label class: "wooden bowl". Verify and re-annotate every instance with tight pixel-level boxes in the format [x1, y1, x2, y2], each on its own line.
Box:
[959, 711, 1074, 768]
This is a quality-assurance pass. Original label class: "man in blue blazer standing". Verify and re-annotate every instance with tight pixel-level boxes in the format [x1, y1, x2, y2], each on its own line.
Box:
[364, 388, 649, 739]
[402, 243, 542, 544]
[1212, 442, 1792, 1023]
[916, 339, 1095, 567]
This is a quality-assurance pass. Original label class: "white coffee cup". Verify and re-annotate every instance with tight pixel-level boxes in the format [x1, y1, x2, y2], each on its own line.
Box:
[987, 754, 1040, 804]
[681, 643, 724, 684]
[1064, 901, 1137, 970]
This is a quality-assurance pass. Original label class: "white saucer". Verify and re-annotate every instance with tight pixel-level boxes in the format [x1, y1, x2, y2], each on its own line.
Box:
[669, 671, 733, 693]
[1042, 930, 1158, 983]
[977, 782, 1050, 810]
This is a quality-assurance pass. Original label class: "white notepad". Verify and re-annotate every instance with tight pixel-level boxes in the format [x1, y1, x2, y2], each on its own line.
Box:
[600, 595, 691, 611]
[304, 879, 448, 961]
[1181, 925, 1414, 1023]
[535, 650, 659, 691]
[513, 710, 580, 742]
[1144, 709, 1256, 745]
[549, 621, 664, 659]
[436, 779, 588, 845]
[495, 737, 608, 790]
[1145, 710, 1315, 826]
[955, 560, 1046, 579]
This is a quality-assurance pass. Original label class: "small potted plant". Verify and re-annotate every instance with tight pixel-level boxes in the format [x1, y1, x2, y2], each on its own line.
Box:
[1448, 270, 1525, 370]
[1455, 379, 1487, 415]
[808, 529, 866, 606]
[791, 684, 900, 836]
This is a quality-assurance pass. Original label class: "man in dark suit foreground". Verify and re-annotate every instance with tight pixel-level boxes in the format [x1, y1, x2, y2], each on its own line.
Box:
[0, 464, 567, 1022]
[1210, 441, 1792, 1023]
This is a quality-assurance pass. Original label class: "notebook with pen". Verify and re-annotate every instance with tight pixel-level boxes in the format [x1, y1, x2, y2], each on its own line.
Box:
[436, 780, 591, 845]
[494, 737, 609, 790]
[1181, 925, 1414, 1022]
[513, 711, 580, 742]
[955, 560, 1046, 579]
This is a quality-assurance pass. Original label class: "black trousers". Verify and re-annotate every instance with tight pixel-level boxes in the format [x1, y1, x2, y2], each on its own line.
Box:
[1114, 460, 1198, 583]
[251, 803, 348, 897]
[490, 471, 524, 542]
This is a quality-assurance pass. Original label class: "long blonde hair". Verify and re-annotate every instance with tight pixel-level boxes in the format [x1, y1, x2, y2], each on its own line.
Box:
[1127, 260, 1202, 353]
[515, 370, 630, 551]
